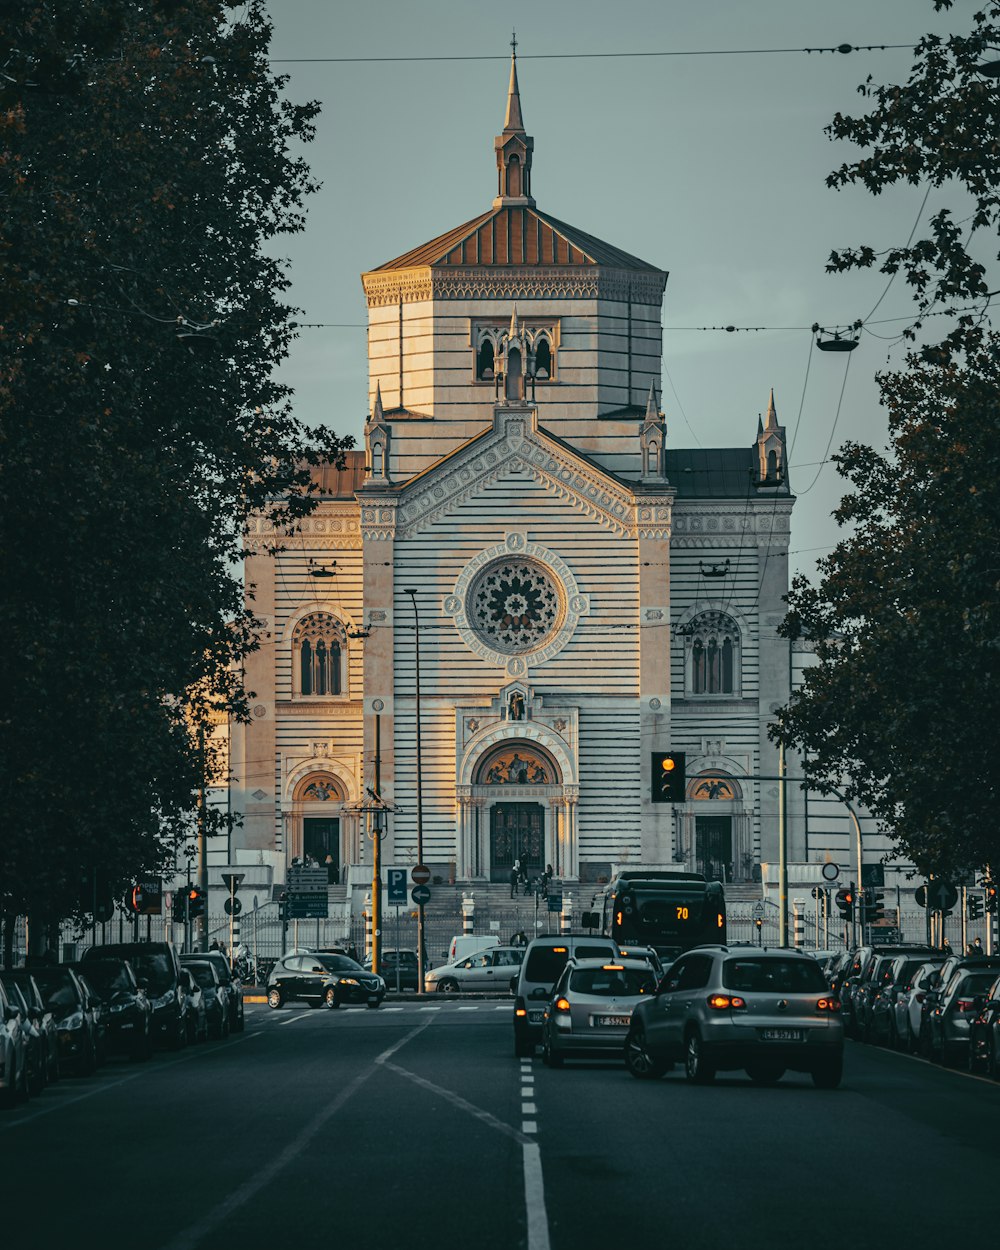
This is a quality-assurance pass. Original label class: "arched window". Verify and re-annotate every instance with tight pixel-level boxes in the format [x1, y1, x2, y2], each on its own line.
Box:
[686, 611, 740, 696]
[507, 154, 521, 198]
[506, 346, 522, 400]
[534, 337, 552, 379]
[476, 336, 495, 380]
[293, 613, 347, 697]
[767, 449, 778, 480]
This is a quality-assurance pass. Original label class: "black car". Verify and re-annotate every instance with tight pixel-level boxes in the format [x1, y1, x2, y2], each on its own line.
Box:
[180, 951, 244, 1033]
[30, 966, 99, 1076]
[182, 960, 229, 1039]
[82, 943, 188, 1051]
[72, 959, 152, 1061]
[968, 972, 1000, 1079]
[267, 953, 385, 1009]
[0, 976, 46, 1095]
[2, 970, 59, 1085]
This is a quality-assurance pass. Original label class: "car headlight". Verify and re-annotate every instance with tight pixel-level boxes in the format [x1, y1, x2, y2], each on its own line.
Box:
[339, 978, 360, 987]
[60, 1012, 84, 1031]
[109, 1001, 129, 1014]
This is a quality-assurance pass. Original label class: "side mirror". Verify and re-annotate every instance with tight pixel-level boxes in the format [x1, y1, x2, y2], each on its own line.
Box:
[4, 1005, 19, 1023]
[311, 965, 324, 973]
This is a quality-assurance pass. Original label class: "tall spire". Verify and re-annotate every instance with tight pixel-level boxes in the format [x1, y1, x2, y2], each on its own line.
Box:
[765, 387, 778, 431]
[494, 34, 534, 206]
[504, 33, 524, 132]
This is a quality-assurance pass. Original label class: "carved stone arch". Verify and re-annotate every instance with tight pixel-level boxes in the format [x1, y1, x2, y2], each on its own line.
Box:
[674, 598, 751, 640]
[286, 757, 358, 806]
[458, 720, 574, 789]
[676, 759, 755, 885]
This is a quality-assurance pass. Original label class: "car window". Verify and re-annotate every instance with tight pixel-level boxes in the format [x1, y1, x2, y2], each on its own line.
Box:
[318, 955, 363, 973]
[661, 959, 688, 993]
[30, 970, 80, 1011]
[1, 981, 26, 1012]
[189, 965, 217, 988]
[524, 945, 572, 984]
[494, 949, 523, 967]
[957, 972, 997, 996]
[468, 953, 492, 969]
[79, 962, 133, 994]
[568, 967, 656, 996]
[723, 958, 828, 993]
[677, 955, 713, 990]
[574, 944, 615, 961]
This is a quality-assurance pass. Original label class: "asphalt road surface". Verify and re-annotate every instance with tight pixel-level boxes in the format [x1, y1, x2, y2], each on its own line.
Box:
[5, 1002, 999, 1249]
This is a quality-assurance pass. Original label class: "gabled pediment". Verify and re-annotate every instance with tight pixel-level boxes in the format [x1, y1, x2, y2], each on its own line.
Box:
[393, 406, 668, 538]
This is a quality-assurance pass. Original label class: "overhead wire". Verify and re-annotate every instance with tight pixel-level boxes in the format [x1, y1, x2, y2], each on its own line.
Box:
[268, 43, 914, 65]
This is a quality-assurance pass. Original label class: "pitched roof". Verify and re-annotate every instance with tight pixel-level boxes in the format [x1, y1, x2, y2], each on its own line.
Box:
[370, 204, 661, 274]
[665, 448, 757, 499]
[311, 450, 368, 498]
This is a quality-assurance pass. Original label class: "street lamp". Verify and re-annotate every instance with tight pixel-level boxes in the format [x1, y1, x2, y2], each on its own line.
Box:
[404, 588, 426, 996]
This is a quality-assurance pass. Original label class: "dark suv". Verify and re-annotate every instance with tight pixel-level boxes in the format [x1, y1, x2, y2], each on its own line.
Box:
[624, 944, 845, 1088]
[82, 943, 187, 1051]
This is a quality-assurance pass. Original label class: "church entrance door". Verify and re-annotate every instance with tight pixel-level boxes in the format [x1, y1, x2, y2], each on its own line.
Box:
[490, 803, 544, 884]
[304, 817, 340, 883]
[695, 815, 732, 884]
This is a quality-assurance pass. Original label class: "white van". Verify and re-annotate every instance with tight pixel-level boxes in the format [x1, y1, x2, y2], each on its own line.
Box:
[447, 934, 501, 964]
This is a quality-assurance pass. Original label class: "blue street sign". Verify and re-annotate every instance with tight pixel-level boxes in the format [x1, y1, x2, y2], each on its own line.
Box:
[547, 893, 563, 913]
[411, 884, 431, 906]
[387, 867, 407, 906]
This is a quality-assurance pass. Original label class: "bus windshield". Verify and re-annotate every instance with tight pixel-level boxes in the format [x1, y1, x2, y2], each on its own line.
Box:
[600, 875, 726, 955]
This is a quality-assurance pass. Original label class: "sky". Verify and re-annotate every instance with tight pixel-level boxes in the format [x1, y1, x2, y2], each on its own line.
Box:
[262, 0, 978, 582]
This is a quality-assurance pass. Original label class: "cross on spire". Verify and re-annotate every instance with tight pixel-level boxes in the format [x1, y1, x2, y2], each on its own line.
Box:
[511, 30, 517, 56]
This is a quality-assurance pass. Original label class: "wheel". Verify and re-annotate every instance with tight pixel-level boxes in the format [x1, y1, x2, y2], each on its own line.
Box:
[366, 999, 382, 1010]
[324, 987, 340, 1010]
[746, 1063, 785, 1086]
[79, 1037, 98, 1074]
[233, 1006, 245, 1034]
[624, 1022, 669, 1080]
[437, 978, 459, 993]
[541, 1030, 563, 1068]
[684, 1031, 716, 1085]
[267, 988, 284, 1010]
[811, 1055, 843, 1089]
[887, 1017, 898, 1051]
[990, 1037, 1000, 1082]
[514, 1030, 535, 1058]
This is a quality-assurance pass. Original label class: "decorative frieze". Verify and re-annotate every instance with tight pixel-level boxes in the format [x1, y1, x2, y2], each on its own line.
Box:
[362, 266, 666, 309]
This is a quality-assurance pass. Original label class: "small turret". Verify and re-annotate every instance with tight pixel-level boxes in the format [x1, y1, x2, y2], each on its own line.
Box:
[494, 36, 535, 206]
[640, 382, 667, 481]
[366, 381, 391, 482]
[755, 388, 787, 487]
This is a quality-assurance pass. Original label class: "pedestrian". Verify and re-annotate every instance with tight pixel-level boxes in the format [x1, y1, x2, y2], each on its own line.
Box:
[972, 936, 983, 955]
[518, 864, 529, 895]
[209, 939, 220, 952]
[541, 863, 553, 897]
[510, 929, 527, 948]
[942, 937, 953, 956]
[510, 859, 521, 899]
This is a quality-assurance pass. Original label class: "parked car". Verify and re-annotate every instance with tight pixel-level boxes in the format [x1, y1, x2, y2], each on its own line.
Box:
[180, 952, 243, 1033]
[364, 949, 419, 992]
[67, 967, 109, 1065]
[180, 968, 209, 1044]
[624, 945, 844, 1088]
[892, 960, 945, 1053]
[30, 965, 99, 1076]
[843, 945, 932, 1038]
[183, 960, 229, 1039]
[927, 965, 1000, 1065]
[425, 946, 524, 994]
[542, 957, 658, 1067]
[917, 956, 1000, 1056]
[2, 970, 59, 1084]
[513, 934, 618, 1056]
[82, 943, 188, 1052]
[0, 978, 29, 1108]
[865, 954, 931, 1046]
[72, 959, 152, 1060]
[968, 973, 1000, 1079]
[267, 953, 385, 1009]
[0, 977, 35, 1100]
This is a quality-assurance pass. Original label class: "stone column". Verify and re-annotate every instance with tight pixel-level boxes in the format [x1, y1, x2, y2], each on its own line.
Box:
[563, 790, 580, 880]
[636, 499, 673, 863]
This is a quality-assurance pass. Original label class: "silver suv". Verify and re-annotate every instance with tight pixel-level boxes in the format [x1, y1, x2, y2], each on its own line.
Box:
[624, 944, 844, 1088]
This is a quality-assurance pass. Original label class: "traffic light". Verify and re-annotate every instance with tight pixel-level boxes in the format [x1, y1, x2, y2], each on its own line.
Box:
[835, 887, 854, 918]
[278, 890, 289, 923]
[986, 885, 998, 914]
[867, 890, 885, 923]
[968, 895, 984, 921]
[187, 886, 206, 919]
[172, 891, 189, 922]
[651, 752, 686, 804]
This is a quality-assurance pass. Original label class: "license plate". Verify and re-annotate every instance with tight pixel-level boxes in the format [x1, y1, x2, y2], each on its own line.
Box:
[760, 1028, 803, 1042]
[594, 1014, 631, 1027]
[528, 1010, 545, 1024]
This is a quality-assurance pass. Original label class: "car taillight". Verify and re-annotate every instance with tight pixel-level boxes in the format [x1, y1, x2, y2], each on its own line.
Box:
[515, 1007, 527, 1018]
[707, 994, 745, 1010]
[816, 998, 841, 1012]
[955, 998, 976, 1013]
[554, 998, 570, 1012]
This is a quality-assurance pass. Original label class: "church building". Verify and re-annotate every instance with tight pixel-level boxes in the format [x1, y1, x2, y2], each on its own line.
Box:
[237, 53, 801, 892]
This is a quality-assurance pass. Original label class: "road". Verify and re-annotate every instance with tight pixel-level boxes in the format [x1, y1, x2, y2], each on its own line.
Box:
[5, 1002, 999, 1248]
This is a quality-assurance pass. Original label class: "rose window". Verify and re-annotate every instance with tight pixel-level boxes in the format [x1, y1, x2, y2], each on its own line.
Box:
[469, 559, 562, 654]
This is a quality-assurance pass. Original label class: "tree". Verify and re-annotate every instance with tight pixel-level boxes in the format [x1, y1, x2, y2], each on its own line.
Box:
[774, 340, 1000, 878]
[0, 0, 350, 941]
[826, 0, 1000, 358]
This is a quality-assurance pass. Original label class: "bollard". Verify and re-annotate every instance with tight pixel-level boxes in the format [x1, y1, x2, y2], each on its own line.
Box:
[462, 893, 475, 937]
[793, 898, 804, 949]
[560, 894, 572, 936]
[363, 892, 372, 960]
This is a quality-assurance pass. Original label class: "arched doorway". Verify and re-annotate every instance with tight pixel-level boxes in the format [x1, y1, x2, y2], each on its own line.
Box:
[476, 744, 557, 882]
[294, 772, 345, 883]
[687, 773, 749, 883]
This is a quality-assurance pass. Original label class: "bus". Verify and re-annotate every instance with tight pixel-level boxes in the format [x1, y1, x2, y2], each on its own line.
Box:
[585, 871, 727, 959]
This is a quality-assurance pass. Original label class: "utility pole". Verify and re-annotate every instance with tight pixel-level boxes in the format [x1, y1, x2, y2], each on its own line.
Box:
[371, 714, 383, 979]
[405, 589, 426, 996]
[197, 722, 209, 952]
